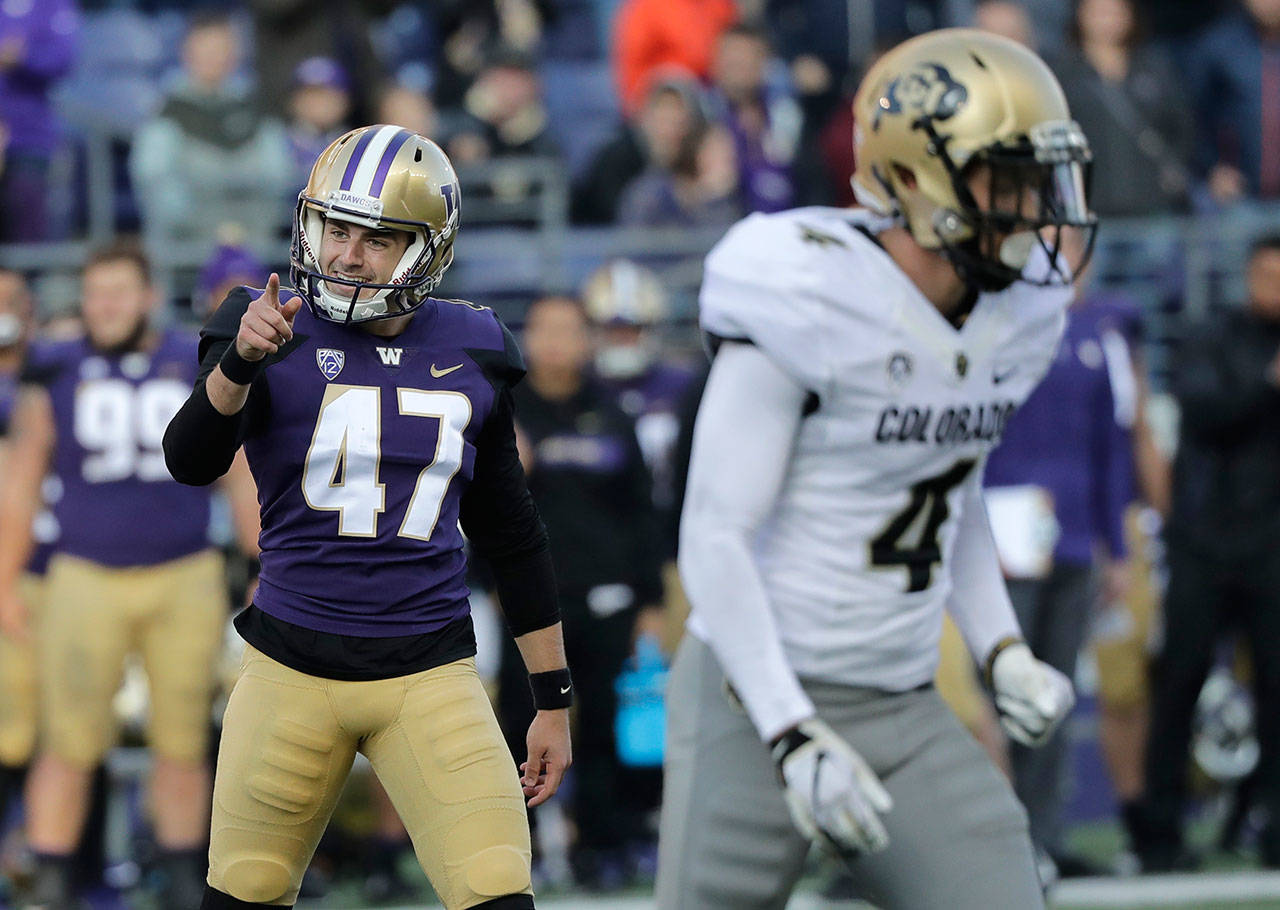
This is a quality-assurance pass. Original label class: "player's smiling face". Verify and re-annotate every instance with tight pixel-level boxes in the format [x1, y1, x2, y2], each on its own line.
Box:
[318, 218, 412, 299]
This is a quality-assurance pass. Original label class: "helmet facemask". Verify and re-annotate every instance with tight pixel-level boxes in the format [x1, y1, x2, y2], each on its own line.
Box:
[924, 119, 1097, 292]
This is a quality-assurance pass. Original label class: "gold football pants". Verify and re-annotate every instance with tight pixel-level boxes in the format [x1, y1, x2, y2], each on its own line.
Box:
[1094, 507, 1159, 711]
[207, 645, 532, 908]
[0, 574, 44, 766]
[40, 550, 226, 766]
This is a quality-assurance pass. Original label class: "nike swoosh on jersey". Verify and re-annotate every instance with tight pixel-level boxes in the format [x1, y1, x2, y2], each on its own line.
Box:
[430, 363, 463, 378]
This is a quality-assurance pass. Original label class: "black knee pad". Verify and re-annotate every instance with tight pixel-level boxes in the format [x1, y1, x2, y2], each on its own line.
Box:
[201, 885, 291, 909]
[471, 894, 536, 910]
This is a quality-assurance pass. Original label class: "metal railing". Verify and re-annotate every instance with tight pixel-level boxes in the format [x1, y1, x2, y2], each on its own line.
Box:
[2, 121, 1279, 388]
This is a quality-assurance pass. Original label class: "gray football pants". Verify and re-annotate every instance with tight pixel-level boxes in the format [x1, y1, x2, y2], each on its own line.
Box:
[656, 637, 1043, 910]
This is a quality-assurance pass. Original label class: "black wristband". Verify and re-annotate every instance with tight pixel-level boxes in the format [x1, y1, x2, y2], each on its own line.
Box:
[529, 668, 573, 710]
[219, 345, 266, 386]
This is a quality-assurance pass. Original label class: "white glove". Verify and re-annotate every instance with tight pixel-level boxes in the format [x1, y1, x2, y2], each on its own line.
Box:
[771, 717, 893, 859]
[990, 641, 1075, 747]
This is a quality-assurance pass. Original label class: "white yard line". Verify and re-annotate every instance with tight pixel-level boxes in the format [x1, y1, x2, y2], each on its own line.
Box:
[1050, 870, 1280, 907]
[366, 871, 1280, 910]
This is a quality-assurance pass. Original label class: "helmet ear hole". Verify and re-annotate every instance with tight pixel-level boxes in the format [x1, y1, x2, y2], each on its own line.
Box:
[893, 164, 918, 190]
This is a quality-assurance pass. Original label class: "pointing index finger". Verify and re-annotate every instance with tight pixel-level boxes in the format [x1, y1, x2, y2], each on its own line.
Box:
[265, 272, 281, 309]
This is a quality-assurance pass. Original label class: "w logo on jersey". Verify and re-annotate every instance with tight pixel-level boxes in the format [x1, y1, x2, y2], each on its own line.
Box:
[316, 348, 345, 381]
[376, 346, 403, 367]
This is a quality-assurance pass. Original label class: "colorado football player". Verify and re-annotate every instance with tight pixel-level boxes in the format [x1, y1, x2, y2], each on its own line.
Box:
[164, 125, 572, 910]
[658, 29, 1092, 909]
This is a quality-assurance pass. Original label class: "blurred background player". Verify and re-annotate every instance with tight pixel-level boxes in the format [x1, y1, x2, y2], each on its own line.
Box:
[0, 241, 256, 909]
[0, 268, 38, 834]
[0, 270, 104, 904]
[983, 229, 1139, 881]
[1135, 234, 1280, 871]
[500, 293, 663, 890]
[581, 259, 695, 587]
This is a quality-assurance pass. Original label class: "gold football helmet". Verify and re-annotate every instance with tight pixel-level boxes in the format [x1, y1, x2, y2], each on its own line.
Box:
[290, 125, 461, 323]
[852, 29, 1096, 290]
[582, 259, 670, 379]
[582, 259, 669, 327]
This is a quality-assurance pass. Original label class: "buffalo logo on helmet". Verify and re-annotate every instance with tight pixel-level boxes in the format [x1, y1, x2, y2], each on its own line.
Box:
[873, 62, 968, 130]
[316, 348, 345, 381]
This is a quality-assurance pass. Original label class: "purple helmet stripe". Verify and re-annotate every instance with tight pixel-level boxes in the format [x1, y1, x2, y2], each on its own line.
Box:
[368, 129, 413, 196]
[339, 129, 378, 191]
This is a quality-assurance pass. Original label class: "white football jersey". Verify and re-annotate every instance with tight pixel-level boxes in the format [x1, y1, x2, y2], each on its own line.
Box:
[687, 207, 1072, 691]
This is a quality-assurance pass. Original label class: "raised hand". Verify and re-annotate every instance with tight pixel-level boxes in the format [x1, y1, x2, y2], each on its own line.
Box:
[235, 273, 302, 362]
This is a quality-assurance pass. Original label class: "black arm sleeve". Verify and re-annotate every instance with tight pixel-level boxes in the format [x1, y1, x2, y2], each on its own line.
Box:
[620, 419, 666, 607]
[162, 289, 258, 486]
[460, 387, 560, 637]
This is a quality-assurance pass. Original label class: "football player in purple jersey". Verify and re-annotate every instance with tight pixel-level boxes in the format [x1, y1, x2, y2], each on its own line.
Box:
[0, 243, 259, 909]
[0, 267, 38, 832]
[163, 125, 572, 910]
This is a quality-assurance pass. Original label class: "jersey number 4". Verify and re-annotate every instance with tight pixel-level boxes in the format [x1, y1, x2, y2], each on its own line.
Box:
[302, 384, 471, 539]
[869, 460, 976, 593]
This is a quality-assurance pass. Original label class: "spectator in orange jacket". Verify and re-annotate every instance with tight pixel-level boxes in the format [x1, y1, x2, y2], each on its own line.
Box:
[614, 0, 737, 115]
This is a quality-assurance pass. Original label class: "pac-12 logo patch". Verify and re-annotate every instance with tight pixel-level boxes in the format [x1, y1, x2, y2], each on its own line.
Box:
[316, 348, 345, 381]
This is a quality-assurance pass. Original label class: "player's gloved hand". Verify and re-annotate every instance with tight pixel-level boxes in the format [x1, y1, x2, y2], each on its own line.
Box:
[771, 717, 893, 859]
[989, 640, 1075, 747]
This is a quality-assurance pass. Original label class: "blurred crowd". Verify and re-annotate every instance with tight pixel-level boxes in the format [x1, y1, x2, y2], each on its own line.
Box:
[2, 0, 1280, 906]
[2, 0, 1280, 251]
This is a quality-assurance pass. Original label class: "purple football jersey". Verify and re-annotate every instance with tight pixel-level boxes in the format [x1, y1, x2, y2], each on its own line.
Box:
[597, 361, 696, 510]
[1, 364, 57, 575]
[238, 291, 517, 637]
[28, 330, 212, 567]
[0, 366, 16, 434]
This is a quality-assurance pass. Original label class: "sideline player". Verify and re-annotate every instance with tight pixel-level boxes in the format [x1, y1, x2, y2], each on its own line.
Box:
[163, 125, 572, 910]
[0, 242, 255, 908]
[0, 268, 40, 828]
[657, 29, 1093, 909]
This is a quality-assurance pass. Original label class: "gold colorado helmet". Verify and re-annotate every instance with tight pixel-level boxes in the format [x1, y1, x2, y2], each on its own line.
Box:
[290, 125, 461, 324]
[852, 29, 1096, 290]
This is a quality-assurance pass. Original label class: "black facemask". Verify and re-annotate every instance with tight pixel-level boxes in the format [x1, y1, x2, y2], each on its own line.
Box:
[920, 119, 1098, 294]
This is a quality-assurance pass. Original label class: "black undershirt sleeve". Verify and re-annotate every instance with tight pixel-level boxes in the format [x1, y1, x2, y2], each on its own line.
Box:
[163, 289, 262, 486]
[460, 387, 560, 637]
